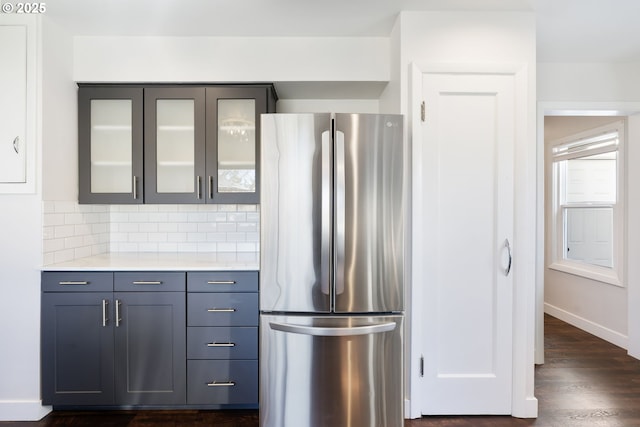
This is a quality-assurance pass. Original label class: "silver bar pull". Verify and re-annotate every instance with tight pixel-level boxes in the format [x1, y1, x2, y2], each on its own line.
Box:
[13, 136, 19, 154]
[59, 281, 89, 286]
[207, 381, 235, 387]
[115, 299, 122, 327]
[207, 280, 236, 285]
[197, 176, 202, 199]
[132, 281, 162, 285]
[207, 342, 235, 348]
[320, 130, 332, 296]
[208, 176, 213, 199]
[335, 129, 346, 296]
[504, 239, 512, 276]
[269, 321, 396, 337]
[102, 299, 109, 327]
[207, 308, 236, 313]
[133, 176, 138, 199]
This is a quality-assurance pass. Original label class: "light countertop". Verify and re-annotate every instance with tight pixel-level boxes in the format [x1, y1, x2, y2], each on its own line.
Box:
[42, 252, 259, 271]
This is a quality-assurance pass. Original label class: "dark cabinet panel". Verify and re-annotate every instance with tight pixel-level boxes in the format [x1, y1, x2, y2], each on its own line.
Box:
[41, 292, 115, 405]
[187, 360, 258, 405]
[78, 86, 144, 204]
[187, 271, 258, 293]
[206, 87, 269, 204]
[144, 87, 207, 204]
[187, 293, 258, 327]
[187, 327, 258, 360]
[114, 292, 186, 405]
[114, 271, 185, 292]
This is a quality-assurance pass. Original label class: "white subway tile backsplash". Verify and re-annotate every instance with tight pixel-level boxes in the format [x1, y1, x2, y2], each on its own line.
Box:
[43, 202, 260, 263]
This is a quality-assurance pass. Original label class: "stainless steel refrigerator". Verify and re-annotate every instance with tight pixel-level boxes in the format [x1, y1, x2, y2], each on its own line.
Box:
[259, 113, 405, 427]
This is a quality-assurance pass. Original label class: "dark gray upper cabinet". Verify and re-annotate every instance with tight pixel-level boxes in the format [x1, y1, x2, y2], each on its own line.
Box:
[207, 87, 269, 204]
[144, 87, 206, 204]
[78, 86, 144, 204]
[78, 84, 276, 204]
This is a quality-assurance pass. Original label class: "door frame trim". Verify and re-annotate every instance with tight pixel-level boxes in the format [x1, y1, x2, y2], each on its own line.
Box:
[408, 62, 538, 419]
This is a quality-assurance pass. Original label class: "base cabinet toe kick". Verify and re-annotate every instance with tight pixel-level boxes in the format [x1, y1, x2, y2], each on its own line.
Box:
[40, 270, 258, 410]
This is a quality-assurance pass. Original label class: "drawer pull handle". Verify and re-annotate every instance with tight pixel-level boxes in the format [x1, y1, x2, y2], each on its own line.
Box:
[207, 342, 236, 347]
[207, 381, 235, 387]
[132, 281, 163, 285]
[207, 308, 236, 313]
[207, 280, 236, 285]
[59, 281, 89, 285]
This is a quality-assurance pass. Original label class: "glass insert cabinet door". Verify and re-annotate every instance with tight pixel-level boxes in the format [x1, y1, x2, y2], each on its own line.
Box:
[144, 88, 206, 204]
[207, 87, 267, 204]
[78, 87, 144, 204]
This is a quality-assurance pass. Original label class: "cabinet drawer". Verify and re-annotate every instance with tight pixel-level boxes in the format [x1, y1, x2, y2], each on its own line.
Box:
[187, 271, 258, 293]
[114, 271, 185, 292]
[188, 293, 258, 326]
[42, 271, 113, 292]
[187, 360, 258, 405]
[187, 327, 257, 360]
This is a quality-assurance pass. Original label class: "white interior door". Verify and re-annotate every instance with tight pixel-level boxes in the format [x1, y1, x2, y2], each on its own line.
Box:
[0, 25, 27, 183]
[418, 72, 515, 414]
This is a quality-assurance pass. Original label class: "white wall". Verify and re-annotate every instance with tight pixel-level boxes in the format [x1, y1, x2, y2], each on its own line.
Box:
[41, 19, 76, 202]
[539, 63, 640, 357]
[0, 15, 49, 421]
[539, 63, 640, 102]
[398, 11, 537, 418]
[73, 36, 388, 92]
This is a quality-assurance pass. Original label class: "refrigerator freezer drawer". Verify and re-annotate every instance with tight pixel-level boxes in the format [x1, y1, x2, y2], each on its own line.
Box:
[187, 326, 258, 360]
[260, 314, 403, 427]
[187, 359, 258, 405]
[188, 293, 258, 326]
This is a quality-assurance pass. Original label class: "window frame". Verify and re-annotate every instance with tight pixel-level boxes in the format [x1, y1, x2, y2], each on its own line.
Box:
[548, 120, 625, 287]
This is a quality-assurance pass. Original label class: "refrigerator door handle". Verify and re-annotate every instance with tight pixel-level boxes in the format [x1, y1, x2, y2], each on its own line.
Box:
[269, 321, 396, 337]
[321, 130, 332, 296]
[335, 129, 346, 295]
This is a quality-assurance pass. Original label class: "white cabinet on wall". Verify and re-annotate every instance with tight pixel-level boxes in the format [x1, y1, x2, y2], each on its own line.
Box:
[0, 15, 37, 192]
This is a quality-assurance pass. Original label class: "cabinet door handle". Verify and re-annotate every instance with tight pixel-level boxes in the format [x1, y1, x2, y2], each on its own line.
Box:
[133, 176, 138, 200]
[208, 175, 213, 199]
[132, 281, 162, 285]
[207, 280, 236, 285]
[207, 381, 235, 387]
[13, 136, 19, 154]
[58, 281, 89, 286]
[197, 176, 202, 199]
[102, 299, 109, 327]
[207, 342, 236, 347]
[504, 239, 512, 277]
[115, 299, 122, 327]
[207, 308, 236, 313]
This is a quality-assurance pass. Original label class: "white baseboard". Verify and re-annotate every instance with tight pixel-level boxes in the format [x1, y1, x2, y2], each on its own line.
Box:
[0, 400, 50, 421]
[544, 303, 628, 349]
[512, 396, 538, 419]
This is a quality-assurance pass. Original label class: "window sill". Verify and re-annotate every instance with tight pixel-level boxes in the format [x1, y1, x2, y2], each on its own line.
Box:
[548, 261, 623, 287]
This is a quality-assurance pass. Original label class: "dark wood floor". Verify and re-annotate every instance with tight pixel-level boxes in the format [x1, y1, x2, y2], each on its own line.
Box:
[3, 314, 640, 426]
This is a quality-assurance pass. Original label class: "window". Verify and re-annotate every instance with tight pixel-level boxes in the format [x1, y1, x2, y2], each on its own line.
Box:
[549, 120, 624, 286]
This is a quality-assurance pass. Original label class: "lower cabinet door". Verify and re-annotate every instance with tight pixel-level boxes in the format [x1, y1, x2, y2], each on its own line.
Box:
[41, 292, 115, 406]
[114, 292, 186, 405]
[187, 360, 258, 405]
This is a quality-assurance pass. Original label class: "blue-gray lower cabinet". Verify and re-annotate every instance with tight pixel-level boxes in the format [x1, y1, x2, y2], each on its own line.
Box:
[42, 270, 258, 409]
[41, 291, 115, 406]
[41, 271, 186, 407]
[186, 271, 259, 407]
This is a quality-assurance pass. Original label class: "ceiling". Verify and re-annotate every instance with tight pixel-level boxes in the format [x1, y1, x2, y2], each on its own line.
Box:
[45, 0, 640, 63]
